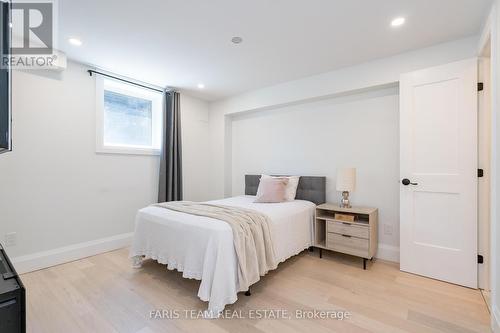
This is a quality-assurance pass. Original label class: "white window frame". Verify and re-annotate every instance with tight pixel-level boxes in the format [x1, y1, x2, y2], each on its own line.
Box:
[95, 76, 163, 155]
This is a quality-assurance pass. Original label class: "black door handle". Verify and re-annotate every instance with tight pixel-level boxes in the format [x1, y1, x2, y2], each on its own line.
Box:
[402, 178, 418, 186]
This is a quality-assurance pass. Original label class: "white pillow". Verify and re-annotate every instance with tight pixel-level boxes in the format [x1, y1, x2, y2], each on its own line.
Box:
[254, 177, 289, 203]
[258, 175, 300, 201]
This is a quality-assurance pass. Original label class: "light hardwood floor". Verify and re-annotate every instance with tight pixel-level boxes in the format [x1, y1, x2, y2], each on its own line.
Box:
[22, 248, 491, 333]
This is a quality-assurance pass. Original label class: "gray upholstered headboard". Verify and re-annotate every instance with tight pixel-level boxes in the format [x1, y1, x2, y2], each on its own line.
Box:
[245, 175, 326, 205]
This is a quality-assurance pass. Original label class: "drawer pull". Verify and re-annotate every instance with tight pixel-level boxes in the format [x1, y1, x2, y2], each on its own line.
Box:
[341, 234, 351, 238]
[342, 222, 351, 226]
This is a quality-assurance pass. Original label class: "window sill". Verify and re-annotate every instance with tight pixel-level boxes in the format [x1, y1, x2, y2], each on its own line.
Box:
[96, 146, 160, 156]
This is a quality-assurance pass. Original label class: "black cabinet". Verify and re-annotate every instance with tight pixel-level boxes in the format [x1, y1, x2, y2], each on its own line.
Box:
[0, 244, 25, 333]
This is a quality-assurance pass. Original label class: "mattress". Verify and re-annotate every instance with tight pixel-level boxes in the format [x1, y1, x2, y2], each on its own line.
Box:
[130, 195, 316, 317]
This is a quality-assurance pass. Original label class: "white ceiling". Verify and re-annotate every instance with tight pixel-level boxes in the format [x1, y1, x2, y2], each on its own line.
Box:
[58, 0, 492, 101]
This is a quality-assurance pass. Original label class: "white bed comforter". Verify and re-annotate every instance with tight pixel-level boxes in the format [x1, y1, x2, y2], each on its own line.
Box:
[130, 195, 316, 317]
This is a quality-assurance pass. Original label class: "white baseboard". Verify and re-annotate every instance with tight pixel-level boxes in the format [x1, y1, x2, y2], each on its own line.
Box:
[493, 305, 500, 333]
[376, 243, 400, 263]
[11, 232, 133, 274]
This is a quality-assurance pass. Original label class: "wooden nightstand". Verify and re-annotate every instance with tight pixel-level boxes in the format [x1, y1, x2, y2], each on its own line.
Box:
[314, 203, 378, 269]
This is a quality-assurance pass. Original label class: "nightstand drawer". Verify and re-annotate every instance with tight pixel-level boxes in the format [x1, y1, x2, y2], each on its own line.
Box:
[327, 221, 369, 239]
[326, 233, 369, 257]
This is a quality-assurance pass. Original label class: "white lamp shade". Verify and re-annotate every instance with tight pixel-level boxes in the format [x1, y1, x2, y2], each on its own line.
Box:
[336, 168, 356, 192]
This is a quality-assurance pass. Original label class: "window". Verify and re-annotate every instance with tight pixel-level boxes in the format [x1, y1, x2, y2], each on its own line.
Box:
[96, 77, 163, 155]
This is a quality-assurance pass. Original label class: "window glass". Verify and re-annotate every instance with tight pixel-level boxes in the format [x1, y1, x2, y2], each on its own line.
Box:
[103, 90, 153, 147]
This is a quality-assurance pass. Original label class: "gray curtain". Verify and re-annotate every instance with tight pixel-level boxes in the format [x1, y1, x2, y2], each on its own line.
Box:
[158, 91, 182, 202]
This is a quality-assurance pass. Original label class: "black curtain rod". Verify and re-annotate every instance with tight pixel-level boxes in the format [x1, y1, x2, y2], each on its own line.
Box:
[87, 69, 165, 93]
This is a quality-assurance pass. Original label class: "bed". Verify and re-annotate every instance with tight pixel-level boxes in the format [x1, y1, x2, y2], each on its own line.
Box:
[130, 175, 326, 317]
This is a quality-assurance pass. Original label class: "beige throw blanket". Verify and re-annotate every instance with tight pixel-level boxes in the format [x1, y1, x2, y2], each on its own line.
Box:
[154, 201, 278, 291]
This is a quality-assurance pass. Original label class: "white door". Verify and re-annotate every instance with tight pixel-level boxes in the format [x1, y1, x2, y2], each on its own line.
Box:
[400, 58, 477, 288]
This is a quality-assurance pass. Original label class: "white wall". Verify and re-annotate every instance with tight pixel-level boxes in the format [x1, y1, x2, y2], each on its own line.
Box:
[180, 93, 211, 201]
[231, 87, 400, 249]
[0, 61, 210, 266]
[207, 36, 479, 262]
[208, 36, 479, 201]
[495, 2, 500, 327]
[487, 1, 500, 331]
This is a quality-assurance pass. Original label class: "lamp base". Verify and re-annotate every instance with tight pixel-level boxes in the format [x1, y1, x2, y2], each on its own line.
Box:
[340, 191, 351, 208]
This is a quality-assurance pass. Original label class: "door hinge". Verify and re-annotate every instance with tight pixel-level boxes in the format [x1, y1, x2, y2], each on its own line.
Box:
[478, 255, 484, 264]
[478, 82, 484, 91]
[478, 169, 484, 178]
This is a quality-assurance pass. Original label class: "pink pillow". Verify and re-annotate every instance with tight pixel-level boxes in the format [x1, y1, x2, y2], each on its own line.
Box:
[254, 177, 289, 203]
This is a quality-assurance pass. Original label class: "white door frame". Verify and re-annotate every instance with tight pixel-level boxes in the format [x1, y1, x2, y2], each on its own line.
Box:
[477, 17, 493, 292]
[478, 52, 492, 291]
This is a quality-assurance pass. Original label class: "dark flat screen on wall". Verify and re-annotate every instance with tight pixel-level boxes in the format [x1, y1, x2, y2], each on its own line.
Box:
[0, 1, 10, 153]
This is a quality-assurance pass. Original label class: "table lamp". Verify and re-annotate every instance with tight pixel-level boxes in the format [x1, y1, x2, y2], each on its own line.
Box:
[336, 168, 356, 208]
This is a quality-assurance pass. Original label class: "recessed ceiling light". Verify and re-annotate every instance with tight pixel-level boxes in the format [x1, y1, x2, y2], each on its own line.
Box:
[391, 17, 406, 27]
[68, 38, 82, 46]
[231, 36, 243, 44]
[197, 83, 205, 89]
